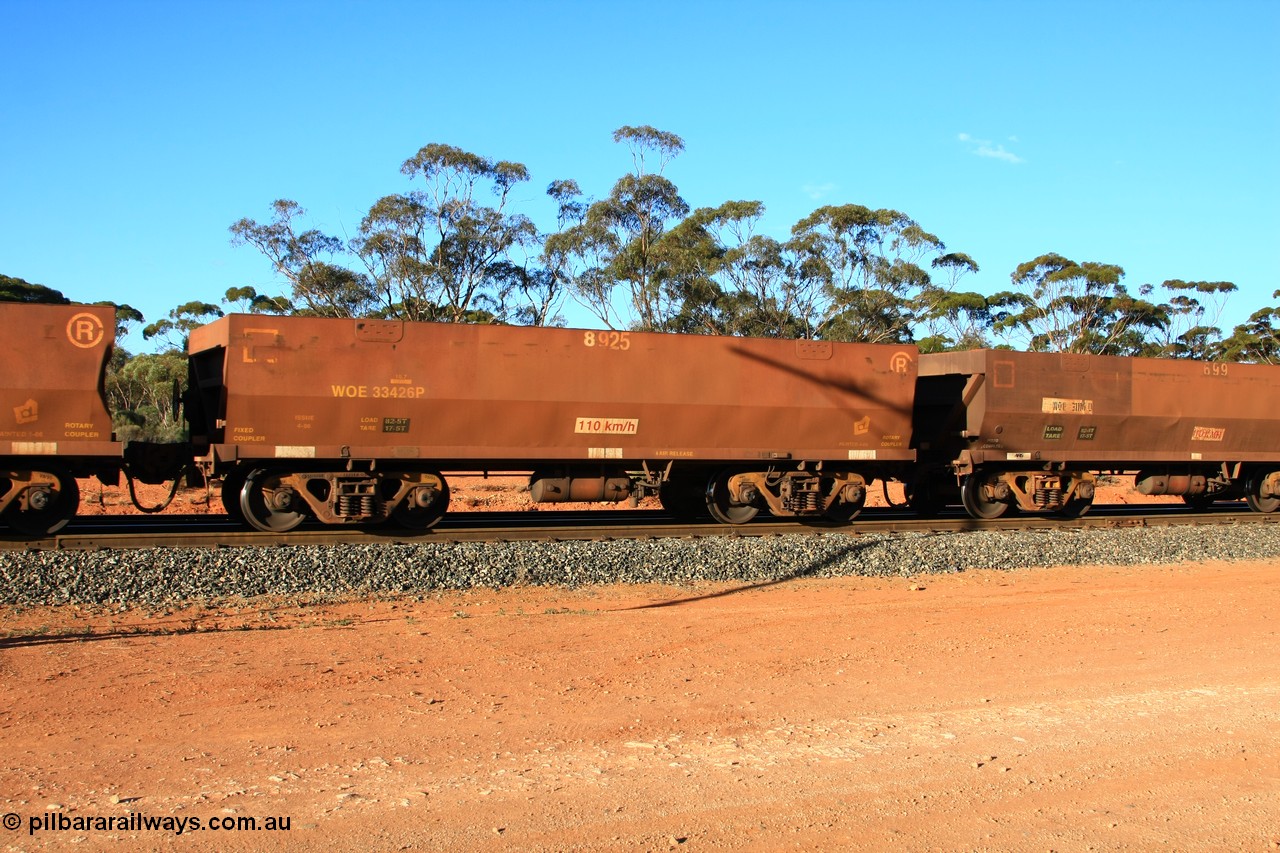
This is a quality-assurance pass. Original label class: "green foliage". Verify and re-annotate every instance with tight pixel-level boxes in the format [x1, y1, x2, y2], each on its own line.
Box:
[1219, 290, 1280, 363]
[91, 301, 144, 339]
[656, 204, 810, 338]
[1151, 279, 1237, 359]
[354, 143, 542, 324]
[913, 289, 993, 353]
[230, 200, 375, 318]
[994, 253, 1168, 355]
[788, 205, 950, 343]
[913, 253, 991, 350]
[223, 286, 290, 314]
[0, 274, 69, 304]
[550, 126, 691, 331]
[104, 350, 188, 442]
[223, 127, 1251, 362]
[142, 301, 225, 353]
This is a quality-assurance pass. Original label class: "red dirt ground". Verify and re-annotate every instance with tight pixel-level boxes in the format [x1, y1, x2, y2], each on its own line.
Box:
[2, 560, 1277, 850]
[7, 476, 1267, 851]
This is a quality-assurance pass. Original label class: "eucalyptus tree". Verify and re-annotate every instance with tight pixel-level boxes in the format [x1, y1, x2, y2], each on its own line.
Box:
[654, 200, 812, 338]
[643, 206, 723, 334]
[1151, 279, 1237, 359]
[353, 144, 540, 324]
[787, 205, 949, 343]
[910, 252, 993, 352]
[548, 126, 691, 331]
[993, 253, 1168, 355]
[492, 265, 567, 327]
[0, 274, 69, 303]
[142, 301, 225, 353]
[107, 351, 189, 442]
[86, 301, 145, 340]
[1219, 290, 1280, 363]
[222, 285, 291, 314]
[104, 299, 195, 442]
[716, 234, 814, 338]
[543, 179, 625, 328]
[487, 178, 594, 329]
[484, 178, 585, 328]
[230, 200, 374, 318]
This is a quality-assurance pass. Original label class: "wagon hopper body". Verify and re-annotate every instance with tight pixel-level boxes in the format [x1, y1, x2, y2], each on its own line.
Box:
[915, 349, 1280, 518]
[187, 315, 919, 530]
[0, 303, 121, 534]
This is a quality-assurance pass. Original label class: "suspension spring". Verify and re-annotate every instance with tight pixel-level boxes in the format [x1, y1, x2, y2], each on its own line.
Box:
[786, 487, 821, 513]
[337, 493, 380, 518]
[1034, 487, 1063, 509]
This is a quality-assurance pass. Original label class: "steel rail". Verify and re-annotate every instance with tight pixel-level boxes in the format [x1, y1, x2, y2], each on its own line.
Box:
[2, 504, 1275, 552]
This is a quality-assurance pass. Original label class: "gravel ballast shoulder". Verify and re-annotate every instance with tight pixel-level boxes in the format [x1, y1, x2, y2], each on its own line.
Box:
[2, 525, 1279, 608]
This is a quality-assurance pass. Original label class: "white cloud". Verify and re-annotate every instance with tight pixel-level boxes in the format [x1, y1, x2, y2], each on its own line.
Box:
[801, 182, 837, 201]
[957, 132, 1024, 164]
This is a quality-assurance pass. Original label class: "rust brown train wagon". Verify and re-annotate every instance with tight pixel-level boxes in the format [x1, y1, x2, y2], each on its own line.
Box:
[0, 303, 121, 534]
[913, 349, 1280, 518]
[186, 316, 919, 531]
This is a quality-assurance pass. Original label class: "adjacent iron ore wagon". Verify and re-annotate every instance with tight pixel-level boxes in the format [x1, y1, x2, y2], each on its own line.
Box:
[0, 303, 184, 534]
[185, 315, 920, 531]
[0, 303, 125, 534]
[912, 349, 1280, 518]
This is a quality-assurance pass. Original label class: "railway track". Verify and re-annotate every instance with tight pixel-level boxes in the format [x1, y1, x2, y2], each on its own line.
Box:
[2, 503, 1274, 552]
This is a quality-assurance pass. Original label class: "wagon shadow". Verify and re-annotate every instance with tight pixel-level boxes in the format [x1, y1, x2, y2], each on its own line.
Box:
[621, 537, 883, 610]
[0, 614, 399, 648]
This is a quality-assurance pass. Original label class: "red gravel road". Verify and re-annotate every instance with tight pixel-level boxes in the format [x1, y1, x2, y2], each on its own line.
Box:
[2, 558, 1278, 851]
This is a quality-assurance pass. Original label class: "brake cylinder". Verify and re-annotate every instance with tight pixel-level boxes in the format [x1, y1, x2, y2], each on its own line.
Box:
[1135, 471, 1207, 496]
[529, 474, 633, 503]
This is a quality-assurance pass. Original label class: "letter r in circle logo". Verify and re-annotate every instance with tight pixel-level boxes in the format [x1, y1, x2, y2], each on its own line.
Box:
[66, 313, 106, 349]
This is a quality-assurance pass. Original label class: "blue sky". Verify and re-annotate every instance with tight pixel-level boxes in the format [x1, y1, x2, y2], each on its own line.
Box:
[3, 0, 1277, 352]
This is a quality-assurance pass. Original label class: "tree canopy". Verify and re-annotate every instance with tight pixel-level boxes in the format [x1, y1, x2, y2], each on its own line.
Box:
[0, 274, 70, 304]
[9, 124, 1271, 393]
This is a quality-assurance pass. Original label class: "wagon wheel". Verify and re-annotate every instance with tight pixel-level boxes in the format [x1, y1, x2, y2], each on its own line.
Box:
[1244, 471, 1280, 514]
[239, 468, 307, 532]
[959, 474, 1011, 520]
[823, 481, 865, 523]
[2, 470, 81, 536]
[220, 465, 249, 526]
[705, 471, 759, 525]
[1055, 495, 1093, 519]
[391, 474, 450, 530]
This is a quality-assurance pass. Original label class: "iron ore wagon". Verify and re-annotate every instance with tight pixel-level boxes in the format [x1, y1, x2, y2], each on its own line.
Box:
[912, 349, 1280, 518]
[185, 315, 920, 531]
[1, 303, 183, 534]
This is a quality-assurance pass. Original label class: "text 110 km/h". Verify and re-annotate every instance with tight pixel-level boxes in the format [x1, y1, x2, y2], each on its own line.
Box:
[575, 417, 640, 435]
